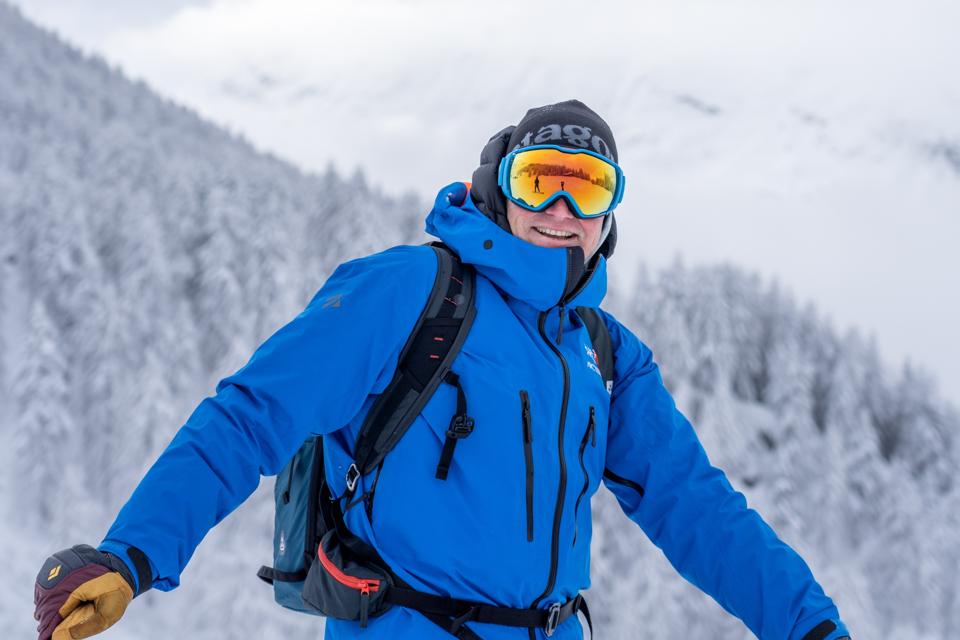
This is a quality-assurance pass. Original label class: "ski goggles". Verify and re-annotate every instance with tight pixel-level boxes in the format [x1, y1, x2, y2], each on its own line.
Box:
[497, 144, 625, 218]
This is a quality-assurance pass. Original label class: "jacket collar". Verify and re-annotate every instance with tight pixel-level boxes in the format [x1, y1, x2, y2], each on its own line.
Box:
[425, 182, 607, 312]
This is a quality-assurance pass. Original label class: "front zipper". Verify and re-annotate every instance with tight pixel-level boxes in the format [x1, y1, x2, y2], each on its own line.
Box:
[520, 390, 535, 542]
[525, 250, 598, 636]
[528, 309, 571, 626]
[572, 406, 597, 548]
[556, 304, 565, 344]
[315, 541, 380, 628]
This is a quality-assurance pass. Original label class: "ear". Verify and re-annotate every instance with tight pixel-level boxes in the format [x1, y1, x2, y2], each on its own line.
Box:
[469, 125, 515, 232]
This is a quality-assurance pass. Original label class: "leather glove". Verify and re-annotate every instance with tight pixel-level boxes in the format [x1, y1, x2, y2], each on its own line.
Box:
[34, 544, 148, 640]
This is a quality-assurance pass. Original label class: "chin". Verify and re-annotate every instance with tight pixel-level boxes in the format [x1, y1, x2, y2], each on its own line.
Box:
[530, 239, 584, 253]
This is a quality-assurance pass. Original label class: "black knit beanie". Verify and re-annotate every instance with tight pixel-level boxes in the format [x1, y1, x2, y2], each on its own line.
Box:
[507, 99, 618, 162]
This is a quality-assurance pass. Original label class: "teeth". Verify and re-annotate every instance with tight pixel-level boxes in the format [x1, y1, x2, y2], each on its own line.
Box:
[535, 227, 575, 238]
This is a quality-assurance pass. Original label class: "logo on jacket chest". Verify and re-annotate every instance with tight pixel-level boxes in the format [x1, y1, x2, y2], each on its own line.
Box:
[584, 344, 613, 394]
[584, 344, 602, 377]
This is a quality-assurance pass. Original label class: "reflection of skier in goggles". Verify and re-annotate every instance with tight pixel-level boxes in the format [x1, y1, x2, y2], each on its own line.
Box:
[34, 100, 851, 640]
[499, 143, 625, 218]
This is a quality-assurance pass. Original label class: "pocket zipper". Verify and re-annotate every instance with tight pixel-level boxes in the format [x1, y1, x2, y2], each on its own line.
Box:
[316, 541, 380, 627]
[520, 390, 535, 542]
[572, 406, 596, 547]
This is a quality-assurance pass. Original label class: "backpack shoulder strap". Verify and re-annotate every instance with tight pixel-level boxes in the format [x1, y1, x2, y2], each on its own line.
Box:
[576, 307, 615, 393]
[350, 243, 477, 483]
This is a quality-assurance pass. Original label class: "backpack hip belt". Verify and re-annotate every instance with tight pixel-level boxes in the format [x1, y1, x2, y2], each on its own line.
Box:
[384, 587, 591, 638]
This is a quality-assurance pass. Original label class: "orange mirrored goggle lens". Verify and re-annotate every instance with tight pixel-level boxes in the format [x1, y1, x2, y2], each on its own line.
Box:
[508, 147, 619, 217]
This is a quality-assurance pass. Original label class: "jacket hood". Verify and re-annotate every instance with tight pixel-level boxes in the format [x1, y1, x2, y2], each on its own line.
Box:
[425, 182, 607, 312]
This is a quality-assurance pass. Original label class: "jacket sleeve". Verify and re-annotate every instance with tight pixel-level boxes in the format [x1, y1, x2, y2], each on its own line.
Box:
[599, 311, 850, 640]
[98, 245, 438, 592]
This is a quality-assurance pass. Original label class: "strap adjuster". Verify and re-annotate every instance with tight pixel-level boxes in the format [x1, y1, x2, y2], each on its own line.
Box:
[345, 463, 361, 492]
[545, 601, 562, 636]
[446, 415, 475, 439]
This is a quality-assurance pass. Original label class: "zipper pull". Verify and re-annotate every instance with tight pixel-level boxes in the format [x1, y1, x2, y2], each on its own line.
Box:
[359, 583, 371, 628]
[556, 305, 565, 345]
[588, 406, 596, 447]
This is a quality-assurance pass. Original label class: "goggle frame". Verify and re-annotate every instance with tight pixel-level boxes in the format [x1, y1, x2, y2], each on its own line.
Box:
[497, 144, 626, 219]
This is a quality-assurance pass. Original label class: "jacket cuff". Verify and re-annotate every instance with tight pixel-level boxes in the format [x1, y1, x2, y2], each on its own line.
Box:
[795, 617, 850, 640]
[98, 540, 157, 596]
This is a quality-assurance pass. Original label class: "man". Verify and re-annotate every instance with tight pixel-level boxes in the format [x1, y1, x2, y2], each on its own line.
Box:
[34, 100, 851, 639]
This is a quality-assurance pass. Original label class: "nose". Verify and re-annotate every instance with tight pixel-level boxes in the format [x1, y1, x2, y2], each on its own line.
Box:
[543, 197, 576, 220]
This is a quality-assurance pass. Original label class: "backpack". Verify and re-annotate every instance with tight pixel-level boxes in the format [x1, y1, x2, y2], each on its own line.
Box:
[257, 243, 611, 638]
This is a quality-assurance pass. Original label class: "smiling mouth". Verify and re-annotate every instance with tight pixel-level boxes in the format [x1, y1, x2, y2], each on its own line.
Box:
[534, 227, 578, 240]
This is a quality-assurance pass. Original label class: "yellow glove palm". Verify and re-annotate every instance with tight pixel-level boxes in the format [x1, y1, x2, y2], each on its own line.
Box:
[52, 572, 133, 640]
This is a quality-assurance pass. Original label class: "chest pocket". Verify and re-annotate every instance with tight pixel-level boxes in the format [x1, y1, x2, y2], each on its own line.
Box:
[572, 405, 600, 547]
[569, 309, 614, 548]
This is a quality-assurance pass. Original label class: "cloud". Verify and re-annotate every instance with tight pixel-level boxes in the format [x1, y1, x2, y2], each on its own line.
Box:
[100, 0, 960, 129]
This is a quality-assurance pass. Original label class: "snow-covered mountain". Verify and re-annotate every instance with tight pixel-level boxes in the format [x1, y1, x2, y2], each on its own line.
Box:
[2, 3, 958, 638]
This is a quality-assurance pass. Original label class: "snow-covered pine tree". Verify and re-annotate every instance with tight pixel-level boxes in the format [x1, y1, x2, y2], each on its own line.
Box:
[11, 299, 87, 529]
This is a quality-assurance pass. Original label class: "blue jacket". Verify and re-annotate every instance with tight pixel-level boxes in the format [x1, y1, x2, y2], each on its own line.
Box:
[100, 182, 849, 639]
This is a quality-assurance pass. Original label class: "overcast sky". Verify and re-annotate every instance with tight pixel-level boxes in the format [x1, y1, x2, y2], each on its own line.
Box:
[11, 0, 960, 400]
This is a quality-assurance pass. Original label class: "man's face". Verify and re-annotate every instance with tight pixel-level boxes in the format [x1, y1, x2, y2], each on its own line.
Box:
[506, 198, 605, 258]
